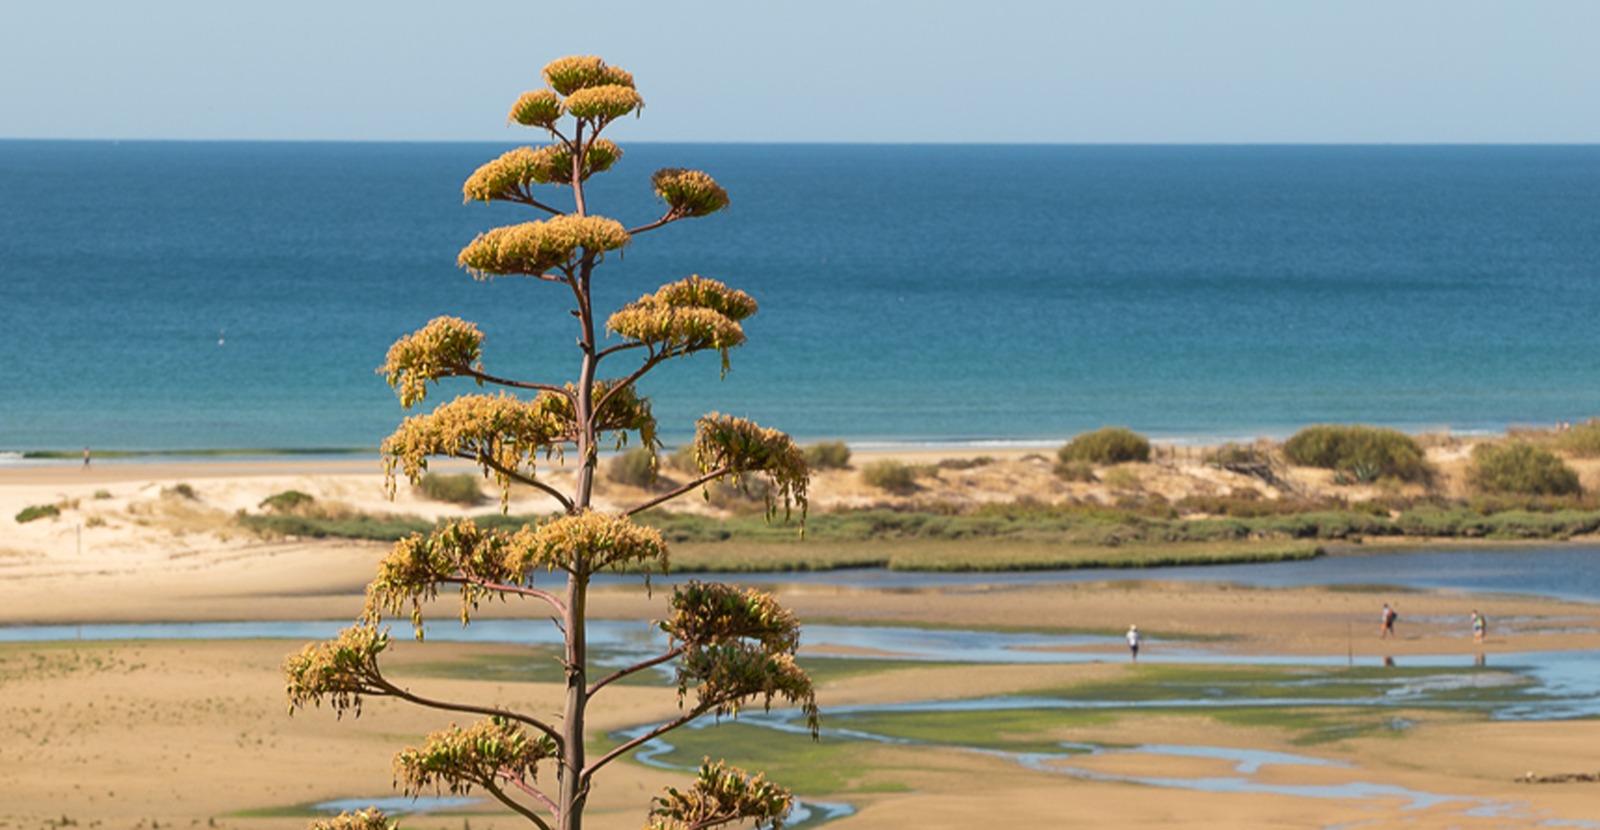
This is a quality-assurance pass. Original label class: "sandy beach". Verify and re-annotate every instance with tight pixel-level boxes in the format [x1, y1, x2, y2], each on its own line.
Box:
[4, 454, 1600, 829]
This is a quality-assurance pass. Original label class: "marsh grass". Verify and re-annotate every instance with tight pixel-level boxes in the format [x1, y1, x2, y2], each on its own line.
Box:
[613, 720, 910, 795]
[416, 472, 486, 506]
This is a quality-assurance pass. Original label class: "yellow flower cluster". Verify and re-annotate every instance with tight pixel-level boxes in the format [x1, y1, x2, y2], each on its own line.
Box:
[608, 276, 757, 369]
[308, 808, 396, 830]
[563, 85, 643, 123]
[542, 55, 635, 95]
[380, 393, 564, 491]
[651, 168, 730, 218]
[518, 510, 668, 578]
[364, 518, 556, 634]
[508, 89, 561, 129]
[692, 414, 810, 521]
[648, 760, 793, 830]
[378, 316, 485, 409]
[651, 274, 757, 320]
[662, 581, 800, 654]
[461, 140, 623, 202]
[282, 622, 390, 717]
[457, 215, 630, 279]
[394, 717, 557, 798]
[676, 642, 818, 729]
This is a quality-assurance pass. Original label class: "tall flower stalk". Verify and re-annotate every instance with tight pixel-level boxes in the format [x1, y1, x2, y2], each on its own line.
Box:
[284, 56, 817, 830]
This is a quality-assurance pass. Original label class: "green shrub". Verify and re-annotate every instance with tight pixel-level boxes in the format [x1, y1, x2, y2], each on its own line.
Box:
[1058, 427, 1151, 465]
[861, 460, 921, 494]
[606, 447, 659, 489]
[1553, 419, 1600, 457]
[802, 440, 852, 470]
[1282, 425, 1429, 483]
[1466, 442, 1581, 496]
[416, 472, 486, 505]
[162, 482, 198, 500]
[16, 504, 61, 524]
[260, 490, 316, 514]
[92, 489, 113, 500]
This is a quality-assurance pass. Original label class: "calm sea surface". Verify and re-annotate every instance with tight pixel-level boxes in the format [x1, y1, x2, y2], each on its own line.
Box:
[3, 142, 1599, 455]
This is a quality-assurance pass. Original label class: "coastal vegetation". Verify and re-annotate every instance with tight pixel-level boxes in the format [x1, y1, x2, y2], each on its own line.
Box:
[1467, 442, 1582, 496]
[802, 440, 853, 470]
[1058, 426, 1151, 465]
[414, 471, 487, 505]
[1282, 424, 1430, 483]
[14, 503, 60, 523]
[281, 57, 816, 830]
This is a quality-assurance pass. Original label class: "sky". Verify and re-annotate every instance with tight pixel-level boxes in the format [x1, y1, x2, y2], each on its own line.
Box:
[3, 0, 1597, 144]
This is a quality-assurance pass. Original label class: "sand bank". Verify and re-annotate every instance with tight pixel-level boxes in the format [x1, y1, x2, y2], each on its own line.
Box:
[4, 457, 1600, 830]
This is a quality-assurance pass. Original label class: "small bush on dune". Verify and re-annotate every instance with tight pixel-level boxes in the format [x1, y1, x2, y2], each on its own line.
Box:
[802, 440, 852, 470]
[1282, 425, 1429, 484]
[605, 447, 660, 489]
[1553, 419, 1600, 457]
[666, 444, 699, 474]
[861, 460, 924, 494]
[1467, 442, 1581, 496]
[16, 504, 61, 524]
[1058, 427, 1152, 466]
[260, 490, 316, 514]
[416, 472, 486, 505]
[162, 482, 198, 500]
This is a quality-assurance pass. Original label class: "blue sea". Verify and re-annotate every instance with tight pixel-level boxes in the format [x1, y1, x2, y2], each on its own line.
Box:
[3, 141, 1599, 457]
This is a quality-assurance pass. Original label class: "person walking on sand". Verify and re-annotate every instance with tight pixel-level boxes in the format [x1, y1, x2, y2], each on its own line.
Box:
[1380, 603, 1397, 638]
[1471, 610, 1486, 644]
[83, 446, 90, 469]
[1127, 624, 1141, 662]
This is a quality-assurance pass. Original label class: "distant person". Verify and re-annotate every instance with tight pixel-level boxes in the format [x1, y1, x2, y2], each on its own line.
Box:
[1380, 603, 1397, 639]
[83, 446, 91, 469]
[1471, 610, 1486, 644]
[1127, 624, 1141, 662]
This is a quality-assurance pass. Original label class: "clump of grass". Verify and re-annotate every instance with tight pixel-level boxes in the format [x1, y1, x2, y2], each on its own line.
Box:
[416, 472, 485, 506]
[259, 490, 316, 514]
[16, 504, 61, 524]
[802, 440, 852, 470]
[936, 456, 995, 470]
[1467, 442, 1582, 496]
[605, 447, 659, 489]
[162, 483, 198, 500]
[861, 460, 929, 494]
[1058, 427, 1151, 466]
[92, 489, 113, 500]
[1283, 425, 1430, 484]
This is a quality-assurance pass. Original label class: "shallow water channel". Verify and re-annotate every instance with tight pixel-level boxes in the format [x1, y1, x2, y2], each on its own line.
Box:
[5, 547, 1597, 826]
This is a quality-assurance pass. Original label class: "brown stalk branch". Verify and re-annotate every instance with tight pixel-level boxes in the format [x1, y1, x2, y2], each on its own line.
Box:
[371, 676, 563, 749]
[623, 465, 733, 517]
[482, 778, 553, 830]
[587, 645, 685, 697]
[583, 704, 713, 780]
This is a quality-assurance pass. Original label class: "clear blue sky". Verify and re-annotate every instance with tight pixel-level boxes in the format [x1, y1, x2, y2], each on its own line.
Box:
[4, 0, 1597, 143]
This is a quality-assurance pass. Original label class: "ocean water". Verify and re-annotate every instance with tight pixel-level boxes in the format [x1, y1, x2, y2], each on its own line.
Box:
[2, 141, 1599, 456]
